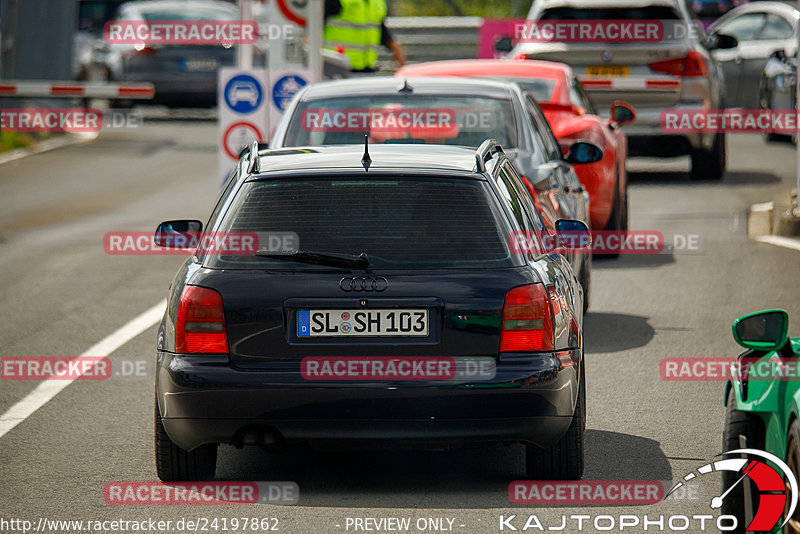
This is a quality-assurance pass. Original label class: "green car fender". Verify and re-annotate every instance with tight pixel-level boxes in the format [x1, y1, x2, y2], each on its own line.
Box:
[727, 339, 800, 457]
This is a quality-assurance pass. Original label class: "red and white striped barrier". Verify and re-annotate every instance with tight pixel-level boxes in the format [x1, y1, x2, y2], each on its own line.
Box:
[0, 80, 154, 99]
[579, 77, 680, 91]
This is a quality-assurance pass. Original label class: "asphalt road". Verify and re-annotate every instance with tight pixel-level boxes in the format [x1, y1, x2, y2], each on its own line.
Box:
[1, 120, 799, 534]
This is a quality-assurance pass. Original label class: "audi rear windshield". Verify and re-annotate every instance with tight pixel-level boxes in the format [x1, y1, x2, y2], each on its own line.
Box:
[203, 177, 521, 270]
[283, 95, 519, 149]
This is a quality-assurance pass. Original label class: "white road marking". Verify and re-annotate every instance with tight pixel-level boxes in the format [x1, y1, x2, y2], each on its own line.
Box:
[755, 235, 800, 252]
[0, 299, 166, 439]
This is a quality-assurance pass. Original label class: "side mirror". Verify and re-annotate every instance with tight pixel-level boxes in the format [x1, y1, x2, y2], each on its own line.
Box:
[708, 32, 738, 50]
[154, 219, 202, 248]
[732, 310, 789, 351]
[494, 36, 513, 54]
[555, 219, 591, 252]
[564, 141, 603, 164]
[610, 101, 636, 126]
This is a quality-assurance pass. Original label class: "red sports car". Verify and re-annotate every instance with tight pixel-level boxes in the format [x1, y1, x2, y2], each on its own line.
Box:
[396, 59, 635, 232]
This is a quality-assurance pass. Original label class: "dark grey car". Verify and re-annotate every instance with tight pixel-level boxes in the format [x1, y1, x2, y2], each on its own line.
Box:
[105, 0, 238, 107]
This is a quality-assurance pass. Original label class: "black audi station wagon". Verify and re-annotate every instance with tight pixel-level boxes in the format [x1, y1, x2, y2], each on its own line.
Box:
[154, 141, 588, 481]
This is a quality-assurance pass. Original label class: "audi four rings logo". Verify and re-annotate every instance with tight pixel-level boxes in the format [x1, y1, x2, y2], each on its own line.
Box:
[339, 276, 388, 291]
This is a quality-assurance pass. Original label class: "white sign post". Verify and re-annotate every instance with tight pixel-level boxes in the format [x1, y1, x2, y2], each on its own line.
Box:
[217, 68, 269, 183]
[264, 0, 322, 134]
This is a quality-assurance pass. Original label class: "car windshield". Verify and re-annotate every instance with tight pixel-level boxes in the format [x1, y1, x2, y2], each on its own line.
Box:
[500, 78, 556, 103]
[204, 177, 518, 270]
[283, 95, 519, 148]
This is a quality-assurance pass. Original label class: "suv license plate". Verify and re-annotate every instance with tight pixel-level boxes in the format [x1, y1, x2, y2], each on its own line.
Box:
[585, 65, 630, 76]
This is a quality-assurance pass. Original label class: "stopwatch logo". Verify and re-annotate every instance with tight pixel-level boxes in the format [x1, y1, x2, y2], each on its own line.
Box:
[667, 448, 798, 531]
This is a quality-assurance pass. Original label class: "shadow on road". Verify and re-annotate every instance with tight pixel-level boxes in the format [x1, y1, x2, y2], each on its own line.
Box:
[584, 312, 654, 353]
[628, 170, 780, 185]
[213, 430, 671, 508]
[593, 253, 676, 269]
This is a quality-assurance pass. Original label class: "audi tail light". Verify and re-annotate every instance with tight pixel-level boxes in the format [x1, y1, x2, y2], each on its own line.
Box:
[649, 51, 708, 77]
[500, 284, 555, 352]
[176, 286, 228, 354]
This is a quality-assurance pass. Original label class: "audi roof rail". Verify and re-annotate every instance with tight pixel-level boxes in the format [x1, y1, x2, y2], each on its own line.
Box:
[475, 139, 504, 173]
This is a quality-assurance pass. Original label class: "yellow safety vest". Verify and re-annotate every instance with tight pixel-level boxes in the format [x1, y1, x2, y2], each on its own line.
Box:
[324, 0, 387, 71]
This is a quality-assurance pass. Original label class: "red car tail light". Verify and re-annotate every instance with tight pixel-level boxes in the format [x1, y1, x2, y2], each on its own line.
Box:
[176, 286, 228, 354]
[649, 50, 708, 77]
[500, 284, 555, 352]
[131, 45, 158, 57]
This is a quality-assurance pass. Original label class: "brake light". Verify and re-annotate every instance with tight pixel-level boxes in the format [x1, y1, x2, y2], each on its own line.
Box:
[134, 44, 158, 56]
[176, 286, 228, 353]
[649, 51, 708, 77]
[500, 284, 555, 351]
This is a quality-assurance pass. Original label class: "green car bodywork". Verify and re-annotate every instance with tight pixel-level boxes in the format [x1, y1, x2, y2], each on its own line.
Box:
[723, 309, 798, 533]
[726, 310, 797, 458]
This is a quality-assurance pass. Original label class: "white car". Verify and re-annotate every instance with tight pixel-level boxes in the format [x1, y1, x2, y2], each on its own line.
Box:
[509, 0, 736, 180]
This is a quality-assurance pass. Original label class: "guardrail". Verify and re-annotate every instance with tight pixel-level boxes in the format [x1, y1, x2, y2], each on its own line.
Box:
[379, 16, 483, 65]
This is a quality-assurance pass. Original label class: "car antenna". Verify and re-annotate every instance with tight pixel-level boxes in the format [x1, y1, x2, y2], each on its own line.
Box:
[361, 134, 371, 170]
[398, 79, 413, 94]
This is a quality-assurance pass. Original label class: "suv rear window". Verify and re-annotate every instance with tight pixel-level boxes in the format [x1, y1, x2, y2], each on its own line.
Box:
[284, 95, 518, 149]
[204, 177, 519, 270]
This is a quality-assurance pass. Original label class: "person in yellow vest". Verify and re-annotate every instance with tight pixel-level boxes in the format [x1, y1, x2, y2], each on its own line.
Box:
[324, 0, 406, 72]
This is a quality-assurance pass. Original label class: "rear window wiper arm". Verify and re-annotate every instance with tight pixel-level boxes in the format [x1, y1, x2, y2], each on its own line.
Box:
[255, 250, 369, 269]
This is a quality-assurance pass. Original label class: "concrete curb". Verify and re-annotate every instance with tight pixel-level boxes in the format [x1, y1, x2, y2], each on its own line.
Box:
[0, 132, 98, 166]
[748, 189, 800, 239]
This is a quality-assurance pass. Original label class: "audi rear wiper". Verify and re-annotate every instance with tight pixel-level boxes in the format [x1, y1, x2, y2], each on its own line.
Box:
[255, 250, 369, 269]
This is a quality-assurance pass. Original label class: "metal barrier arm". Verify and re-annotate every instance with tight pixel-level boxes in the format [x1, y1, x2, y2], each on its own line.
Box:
[0, 80, 154, 99]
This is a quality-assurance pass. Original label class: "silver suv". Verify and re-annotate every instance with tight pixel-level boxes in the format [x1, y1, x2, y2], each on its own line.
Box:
[510, 0, 735, 180]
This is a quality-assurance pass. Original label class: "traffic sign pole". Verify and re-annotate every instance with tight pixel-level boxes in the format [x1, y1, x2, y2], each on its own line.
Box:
[308, 0, 323, 83]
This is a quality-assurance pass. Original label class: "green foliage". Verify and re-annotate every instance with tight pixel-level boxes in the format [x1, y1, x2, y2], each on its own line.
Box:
[0, 132, 34, 153]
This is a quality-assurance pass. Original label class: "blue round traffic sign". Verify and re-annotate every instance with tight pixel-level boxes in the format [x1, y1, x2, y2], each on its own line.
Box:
[272, 74, 307, 112]
[224, 74, 263, 114]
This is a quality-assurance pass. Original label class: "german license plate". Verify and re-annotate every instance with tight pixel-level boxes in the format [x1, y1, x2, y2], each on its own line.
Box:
[297, 309, 428, 337]
[182, 58, 220, 72]
[585, 65, 630, 76]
